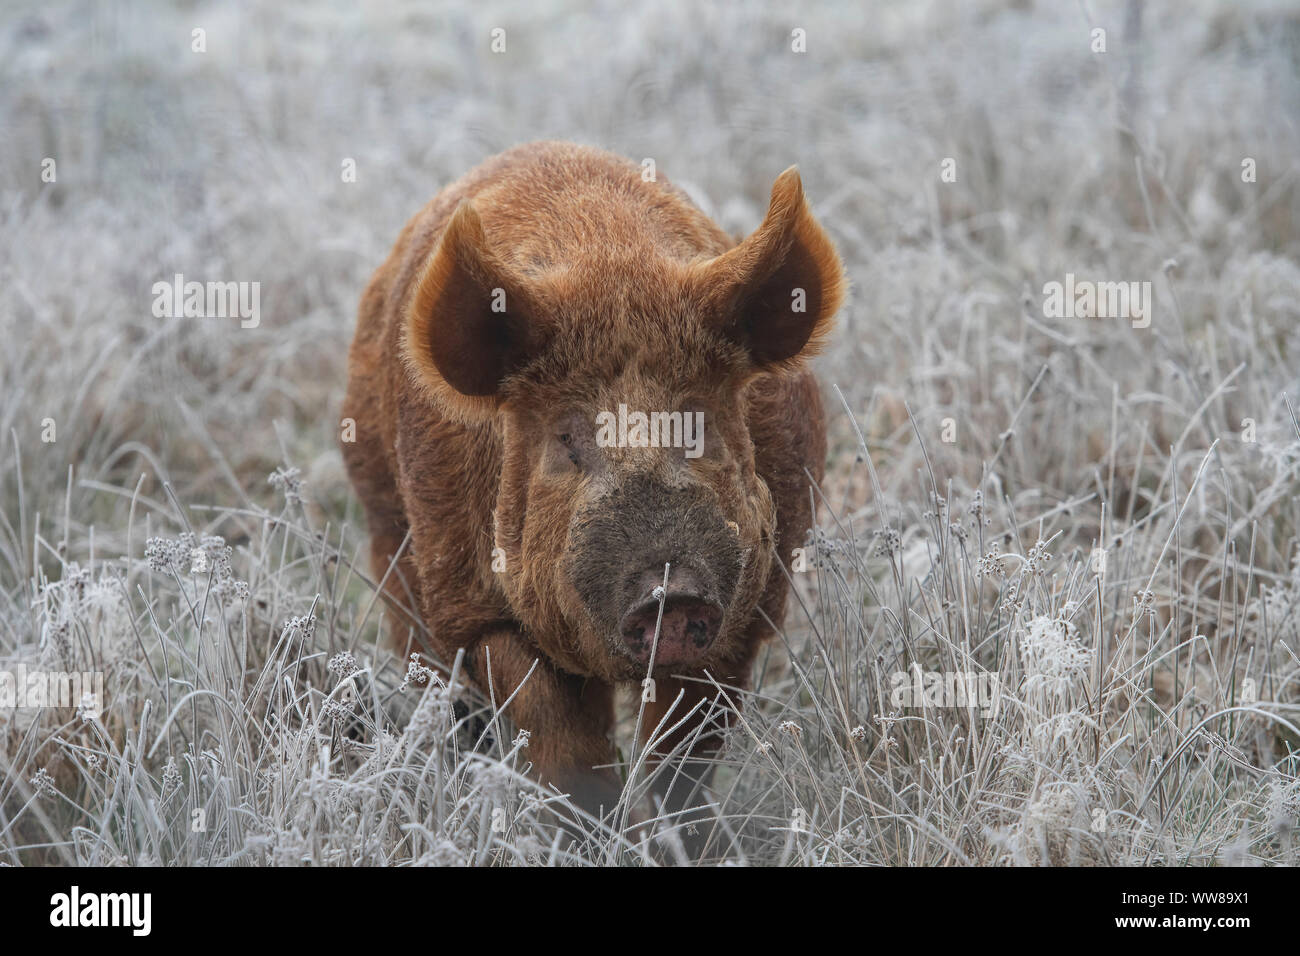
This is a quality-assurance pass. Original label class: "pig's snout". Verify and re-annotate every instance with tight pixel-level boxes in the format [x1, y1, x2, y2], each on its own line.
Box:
[618, 567, 724, 666]
[569, 475, 746, 669]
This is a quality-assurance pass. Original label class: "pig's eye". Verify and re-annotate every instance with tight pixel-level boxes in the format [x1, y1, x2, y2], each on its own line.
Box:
[558, 432, 581, 467]
[546, 412, 600, 477]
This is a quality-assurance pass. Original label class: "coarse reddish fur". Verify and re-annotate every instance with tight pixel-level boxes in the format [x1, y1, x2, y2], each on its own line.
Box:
[341, 141, 844, 821]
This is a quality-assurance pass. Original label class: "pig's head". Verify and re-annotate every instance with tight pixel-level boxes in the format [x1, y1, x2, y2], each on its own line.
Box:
[403, 168, 844, 681]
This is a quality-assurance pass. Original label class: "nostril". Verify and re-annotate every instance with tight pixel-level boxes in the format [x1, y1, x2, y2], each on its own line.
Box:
[685, 615, 713, 647]
[621, 616, 651, 646]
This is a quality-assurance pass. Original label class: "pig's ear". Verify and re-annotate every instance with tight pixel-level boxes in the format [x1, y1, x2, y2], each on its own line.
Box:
[404, 200, 546, 416]
[690, 167, 845, 368]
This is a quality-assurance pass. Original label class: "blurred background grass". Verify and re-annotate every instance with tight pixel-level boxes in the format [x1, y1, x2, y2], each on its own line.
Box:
[2, 0, 1297, 530]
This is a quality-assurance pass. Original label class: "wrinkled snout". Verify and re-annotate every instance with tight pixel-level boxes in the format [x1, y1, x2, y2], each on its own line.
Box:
[619, 567, 724, 666]
[569, 474, 746, 671]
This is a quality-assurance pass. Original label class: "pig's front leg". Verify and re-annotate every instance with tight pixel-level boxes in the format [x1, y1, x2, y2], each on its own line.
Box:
[460, 629, 622, 820]
[637, 673, 742, 854]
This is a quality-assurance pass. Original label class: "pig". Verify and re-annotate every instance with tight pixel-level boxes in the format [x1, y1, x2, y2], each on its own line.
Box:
[340, 141, 844, 828]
